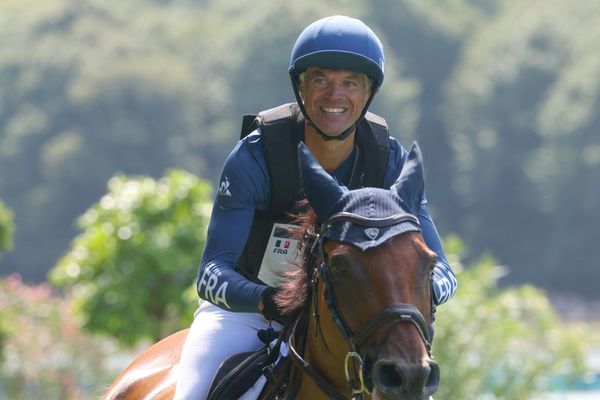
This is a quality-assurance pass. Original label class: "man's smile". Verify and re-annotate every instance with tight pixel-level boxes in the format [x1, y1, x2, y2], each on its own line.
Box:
[320, 106, 347, 115]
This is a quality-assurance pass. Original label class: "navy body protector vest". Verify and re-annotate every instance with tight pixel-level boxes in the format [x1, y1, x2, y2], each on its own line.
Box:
[235, 103, 390, 282]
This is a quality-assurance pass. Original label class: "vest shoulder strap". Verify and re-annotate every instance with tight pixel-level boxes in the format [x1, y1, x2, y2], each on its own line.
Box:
[240, 103, 303, 217]
[240, 103, 301, 139]
[350, 111, 390, 188]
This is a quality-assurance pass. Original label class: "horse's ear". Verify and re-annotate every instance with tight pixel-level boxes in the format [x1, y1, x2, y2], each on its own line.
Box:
[391, 142, 425, 215]
[298, 142, 347, 219]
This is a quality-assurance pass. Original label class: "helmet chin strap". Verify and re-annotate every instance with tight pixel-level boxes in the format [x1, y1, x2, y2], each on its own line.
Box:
[307, 119, 356, 141]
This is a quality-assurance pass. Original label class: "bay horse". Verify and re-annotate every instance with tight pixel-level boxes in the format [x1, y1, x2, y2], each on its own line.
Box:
[103, 142, 439, 400]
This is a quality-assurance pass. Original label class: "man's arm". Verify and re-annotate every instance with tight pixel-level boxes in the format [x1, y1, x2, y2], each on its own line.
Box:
[418, 201, 458, 305]
[196, 133, 271, 312]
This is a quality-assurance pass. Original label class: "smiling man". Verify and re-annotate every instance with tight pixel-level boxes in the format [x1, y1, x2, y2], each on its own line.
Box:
[174, 15, 457, 399]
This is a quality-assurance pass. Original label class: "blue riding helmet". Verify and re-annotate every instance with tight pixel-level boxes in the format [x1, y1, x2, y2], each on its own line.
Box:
[289, 15, 386, 140]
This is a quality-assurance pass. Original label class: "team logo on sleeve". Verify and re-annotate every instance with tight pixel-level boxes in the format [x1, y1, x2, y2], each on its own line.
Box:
[198, 263, 230, 309]
[218, 176, 232, 197]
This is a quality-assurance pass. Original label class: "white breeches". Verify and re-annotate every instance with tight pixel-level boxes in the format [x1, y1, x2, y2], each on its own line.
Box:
[173, 301, 281, 400]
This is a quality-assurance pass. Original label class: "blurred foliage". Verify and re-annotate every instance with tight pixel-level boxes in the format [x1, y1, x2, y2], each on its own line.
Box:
[443, 0, 600, 292]
[434, 236, 587, 399]
[49, 169, 212, 345]
[0, 274, 126, 400]
[0, 0, 225, 282]
[0, 198, 14, 259]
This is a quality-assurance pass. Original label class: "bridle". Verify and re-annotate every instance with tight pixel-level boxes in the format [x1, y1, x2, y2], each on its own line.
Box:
[287, 211, 433, 400]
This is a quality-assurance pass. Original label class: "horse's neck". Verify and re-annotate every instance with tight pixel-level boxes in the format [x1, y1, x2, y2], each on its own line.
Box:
[294, 295, 352, 399]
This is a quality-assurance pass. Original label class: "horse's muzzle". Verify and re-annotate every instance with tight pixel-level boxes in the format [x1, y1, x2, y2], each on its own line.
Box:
[371, 358, 440, 400]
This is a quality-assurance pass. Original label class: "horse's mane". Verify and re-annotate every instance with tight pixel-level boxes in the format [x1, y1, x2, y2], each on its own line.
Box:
[273, 204, 320, 318]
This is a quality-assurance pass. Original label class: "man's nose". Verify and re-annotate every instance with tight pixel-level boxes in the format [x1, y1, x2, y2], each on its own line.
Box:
[325, 81, 345, 98]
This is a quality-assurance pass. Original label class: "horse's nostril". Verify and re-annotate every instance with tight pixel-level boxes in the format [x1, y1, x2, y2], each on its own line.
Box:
[373, 360, 407, 390]
[425, 360, 440, 394]
[373, 359, 440, 397]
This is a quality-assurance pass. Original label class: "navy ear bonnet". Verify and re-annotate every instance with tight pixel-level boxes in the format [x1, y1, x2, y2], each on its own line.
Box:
[319, 188, 421, 251]
[298, 142, 424, 251]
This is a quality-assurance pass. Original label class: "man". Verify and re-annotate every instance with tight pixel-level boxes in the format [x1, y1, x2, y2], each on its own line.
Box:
[174, 15, 457, 399]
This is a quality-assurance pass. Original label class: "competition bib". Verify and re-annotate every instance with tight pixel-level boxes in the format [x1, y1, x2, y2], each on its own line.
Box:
[258, 223, 301, 287]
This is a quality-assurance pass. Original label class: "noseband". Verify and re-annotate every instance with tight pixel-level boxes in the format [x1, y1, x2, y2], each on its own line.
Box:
[287, 211, 433, 400]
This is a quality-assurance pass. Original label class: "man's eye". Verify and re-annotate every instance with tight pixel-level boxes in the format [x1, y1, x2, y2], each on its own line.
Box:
[344, 80, 359, 89]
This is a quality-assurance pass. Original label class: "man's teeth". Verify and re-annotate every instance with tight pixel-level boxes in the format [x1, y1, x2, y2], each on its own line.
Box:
[322, 107, 345, 114]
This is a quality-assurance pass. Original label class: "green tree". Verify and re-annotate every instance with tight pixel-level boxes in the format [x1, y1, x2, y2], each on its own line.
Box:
[443, 0, 600, 294]
[49, 169, 212, 345]
[0, 199, 13, 259]
[434, 237, 587, 399]
[0, 0, 223, 282]
[365, 0, 506, 231]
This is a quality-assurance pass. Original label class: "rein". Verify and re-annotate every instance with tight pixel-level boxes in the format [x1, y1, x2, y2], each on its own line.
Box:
[286, 211, 433, 400]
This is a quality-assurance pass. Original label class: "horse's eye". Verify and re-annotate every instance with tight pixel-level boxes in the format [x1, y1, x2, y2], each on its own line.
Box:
[329, 254, 350, 277]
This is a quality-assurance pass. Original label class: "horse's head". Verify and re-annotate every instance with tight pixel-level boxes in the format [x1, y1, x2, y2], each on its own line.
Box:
[297, 142, 439, 400]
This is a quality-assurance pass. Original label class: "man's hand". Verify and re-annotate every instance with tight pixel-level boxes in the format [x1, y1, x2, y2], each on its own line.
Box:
[259, 287, 288, 325]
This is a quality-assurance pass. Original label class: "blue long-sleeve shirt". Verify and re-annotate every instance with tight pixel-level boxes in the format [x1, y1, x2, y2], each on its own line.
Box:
[196, 130, 457, 312]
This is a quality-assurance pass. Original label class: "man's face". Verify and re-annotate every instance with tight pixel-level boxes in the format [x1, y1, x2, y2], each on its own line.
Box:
[299, 67, 371, 136]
